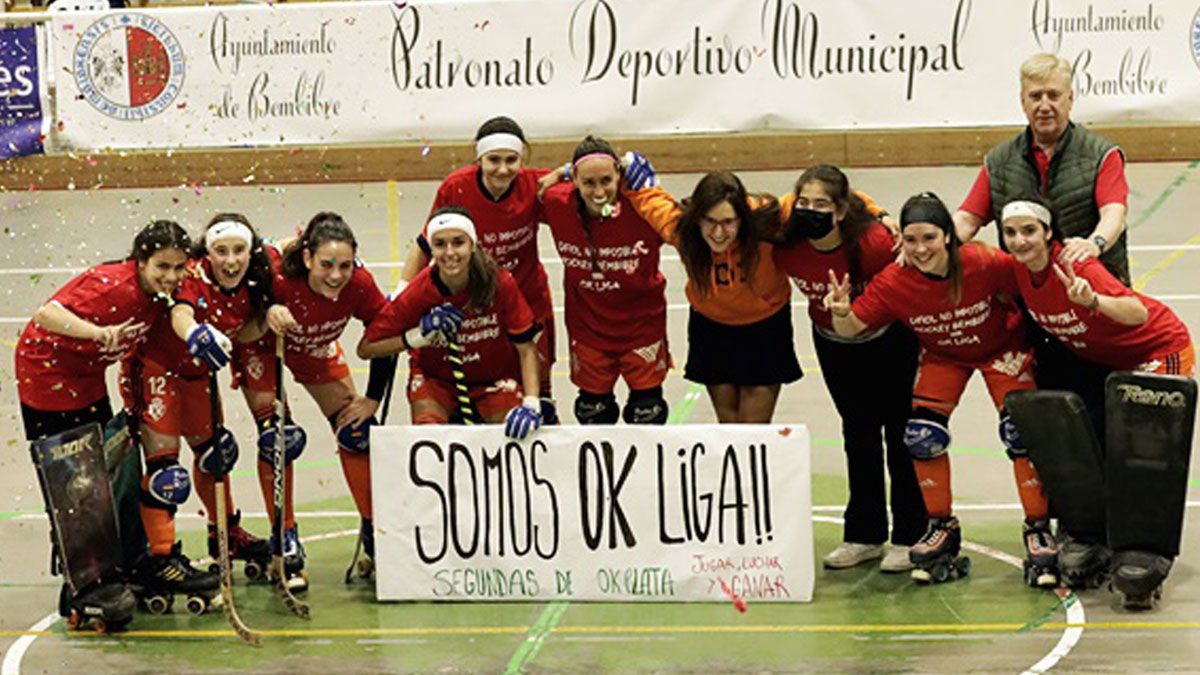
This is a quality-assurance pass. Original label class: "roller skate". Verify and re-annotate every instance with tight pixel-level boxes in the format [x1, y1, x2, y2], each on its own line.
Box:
[909, 516, 971, 584]
[1058, 531, 1111, 589]
[59, 581, 135, 633]
[1022, 519, 1060, 588]
[132, 542, 221, 616]
[208, 510, 271, 582]
[270, 526, 309, 593]
[344, 518, 375, 583]
[1110, 550, 1171, 611]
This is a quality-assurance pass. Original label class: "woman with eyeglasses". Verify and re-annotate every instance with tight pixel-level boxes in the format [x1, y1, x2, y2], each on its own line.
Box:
[620, 158, 799, 423]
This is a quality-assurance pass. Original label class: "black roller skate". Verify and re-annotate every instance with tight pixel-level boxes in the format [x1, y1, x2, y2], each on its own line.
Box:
[1058, 532, 1111, 589]
[270, 525, 309, 593]
[1110, 550, 1171, 611]
[208, 510, 271, 582]
[1022, 519, 1060, 588]
[909, 516, 971, 584]
[132, 542, 221, 616]
[59, 581, 135, 633]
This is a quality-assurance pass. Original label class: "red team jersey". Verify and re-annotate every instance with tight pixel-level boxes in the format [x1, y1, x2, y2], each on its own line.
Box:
[139, 258, 257, 378]
[774, 222, 896, 332]
[365, 266, 536, 385]
[851, 244, 1023, 363]
[1009, 243, 1191, 370]
[16, 260, 164, 410]
[541, 183, 668, 352]
[420, 166, 553, 320]
[271, 263, 387, 359]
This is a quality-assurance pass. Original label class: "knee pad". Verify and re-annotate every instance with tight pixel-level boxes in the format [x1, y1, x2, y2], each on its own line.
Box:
[142, 457, 191, 510]
[256, 416, 307, 465]
[623, 387, 668, 425]
[334, 415, 378, 454]
[575, 391, 619, 425]
[998, 413, 1027, 460]
[195, 426, 239, 475]
[904, 415, 951, 460]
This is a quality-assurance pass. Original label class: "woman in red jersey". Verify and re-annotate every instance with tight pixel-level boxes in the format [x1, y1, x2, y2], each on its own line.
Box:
[620, 166, 800, 423]
[16, 220, 190, 619]
[234, 212, 393, 590]
[826, 193, 1056, 587]
[121, 214, 275, 591]
[400, 117, 557, 415]
[999, 194, 1193, 377]
[541, 136, 671, 425]
[360, 207, 543, 437]
[770, 165, 925, 574]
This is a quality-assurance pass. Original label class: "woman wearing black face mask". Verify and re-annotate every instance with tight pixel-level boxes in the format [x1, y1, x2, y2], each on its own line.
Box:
[774, 165, 925, 574]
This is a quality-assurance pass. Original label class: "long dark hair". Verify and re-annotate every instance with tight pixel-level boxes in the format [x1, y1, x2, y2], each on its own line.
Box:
[792, 165, 876, 291]
[429, 206, 499, 311]
[281, 211, 357, 280]
[129, 220, 190, 262]
[192, 212, 274, 317]
[676, 172, 778, 297]
[899, 192, 964, 305]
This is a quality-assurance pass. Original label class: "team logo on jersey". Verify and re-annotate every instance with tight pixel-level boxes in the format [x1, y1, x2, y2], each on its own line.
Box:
[71, 13, 185, 120]
[147, 396, 166, 421]
[245, 356, 264, 382]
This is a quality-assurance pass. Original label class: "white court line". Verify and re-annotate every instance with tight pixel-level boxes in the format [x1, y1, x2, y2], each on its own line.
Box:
[1, 528, 358, 675]
[1, 243, 1198, 276]
[815, 515, 1083, 675]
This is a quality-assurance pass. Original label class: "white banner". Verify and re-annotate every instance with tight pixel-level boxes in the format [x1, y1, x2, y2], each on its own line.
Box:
[48, 0, 1200, 150]
[370, 424, 814, 603]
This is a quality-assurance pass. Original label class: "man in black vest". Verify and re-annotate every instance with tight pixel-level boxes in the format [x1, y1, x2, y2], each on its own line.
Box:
[953, 53, 1129, 285]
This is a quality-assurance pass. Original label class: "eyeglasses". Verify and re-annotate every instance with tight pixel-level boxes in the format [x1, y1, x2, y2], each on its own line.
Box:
[700, 215, 739, 229]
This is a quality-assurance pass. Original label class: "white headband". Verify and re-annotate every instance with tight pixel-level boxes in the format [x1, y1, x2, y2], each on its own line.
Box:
[205, 220, 253, 248]
[426, 213, 477, 244]
[1001, 200, 1052, 226]
[475, 132, 524, 158]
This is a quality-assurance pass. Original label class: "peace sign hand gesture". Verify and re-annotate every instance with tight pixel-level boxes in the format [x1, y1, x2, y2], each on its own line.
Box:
[823, 270, 853, 318]
[1053, 261, 1097, 309]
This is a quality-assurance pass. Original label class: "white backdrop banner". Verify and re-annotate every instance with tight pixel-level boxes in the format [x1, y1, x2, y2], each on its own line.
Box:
[369, 424, 814, 603]
[48, 0, 1200, 150]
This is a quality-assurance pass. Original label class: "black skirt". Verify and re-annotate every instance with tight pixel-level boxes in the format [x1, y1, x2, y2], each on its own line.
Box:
[684, 304, 803, 386]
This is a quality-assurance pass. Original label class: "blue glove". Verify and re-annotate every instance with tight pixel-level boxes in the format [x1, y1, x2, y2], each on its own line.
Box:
[421, 303, 464, 340]
[621, 151, 658, 190]
[186, 323, 232, 370]
[504, 396, 543, 440]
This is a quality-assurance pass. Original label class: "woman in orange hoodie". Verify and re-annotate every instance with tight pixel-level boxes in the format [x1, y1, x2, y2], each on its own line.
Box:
[623, 160, 799, 423]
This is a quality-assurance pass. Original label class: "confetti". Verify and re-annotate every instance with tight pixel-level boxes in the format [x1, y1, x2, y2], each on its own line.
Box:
[420, 143, 431, 156]
[777, 427, 792, 437]
[322, 162, 334, 171]
[474, 20, 490, 30]
[176, 102, 187, 110]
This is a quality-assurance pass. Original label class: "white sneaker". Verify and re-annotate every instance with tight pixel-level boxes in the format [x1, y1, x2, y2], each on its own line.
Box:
[823, 542, 884, 569]
[881, 545, 914, 573]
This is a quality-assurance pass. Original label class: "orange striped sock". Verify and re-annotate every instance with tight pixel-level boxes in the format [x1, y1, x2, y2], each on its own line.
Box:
[913, 455, 953, 518]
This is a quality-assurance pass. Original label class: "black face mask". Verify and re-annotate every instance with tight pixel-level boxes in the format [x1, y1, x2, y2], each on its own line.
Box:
[790, 208, 836, 240]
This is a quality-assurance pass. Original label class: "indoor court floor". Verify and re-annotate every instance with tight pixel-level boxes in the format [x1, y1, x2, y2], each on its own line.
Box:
[0, 160, 1197, 673]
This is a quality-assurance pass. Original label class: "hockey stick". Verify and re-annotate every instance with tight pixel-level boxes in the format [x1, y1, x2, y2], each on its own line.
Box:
[447, 337, 476, 425]
[271, 334, 311, 618]
[343, 353, 397, 585]
[208, 372, 263, 645]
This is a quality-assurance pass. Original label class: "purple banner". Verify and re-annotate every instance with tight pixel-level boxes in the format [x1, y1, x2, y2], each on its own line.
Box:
[1, 25, 45, 160]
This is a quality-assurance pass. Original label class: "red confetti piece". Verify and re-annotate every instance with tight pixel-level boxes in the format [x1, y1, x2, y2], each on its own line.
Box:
[778, 427, 792, 437]
[718, 577, 747, 613]
[176, 102, 187, 110]
[85, 157, 98, 167]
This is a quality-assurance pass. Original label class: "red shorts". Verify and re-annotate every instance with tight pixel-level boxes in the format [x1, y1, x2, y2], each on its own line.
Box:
[121, 358, 214, 438]
[233, 338, 351, 393]
[1137, 343, 1195, 377]
[407, 363, 522, 421]
[912, 348, 1036, 418]
[569, 337, 671, 393]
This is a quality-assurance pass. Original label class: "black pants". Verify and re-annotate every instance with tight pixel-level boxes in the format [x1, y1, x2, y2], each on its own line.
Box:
[21, 397, 114, 442]
[814, 323, 926, 546]
[1027, 317, 1112, 449]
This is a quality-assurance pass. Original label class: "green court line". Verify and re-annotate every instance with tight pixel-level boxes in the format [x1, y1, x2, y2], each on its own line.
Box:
[18, 618, 1200, 640]
[1127, 159, 1198, 232]
[503, 381, 705, 675]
